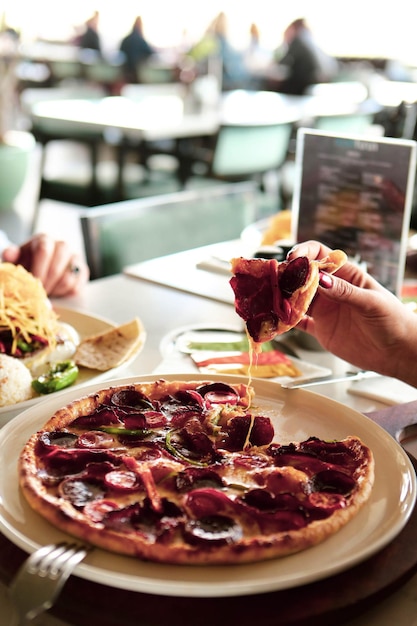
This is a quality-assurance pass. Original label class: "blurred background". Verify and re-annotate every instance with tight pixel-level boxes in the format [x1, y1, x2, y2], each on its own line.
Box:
[2, 0, 417, 271]
[3, 0, 417, 68]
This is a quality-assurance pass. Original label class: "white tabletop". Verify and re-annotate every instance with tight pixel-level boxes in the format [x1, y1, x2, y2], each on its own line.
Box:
[1, 272, 417, 625]
[30, 88, 380, 144]
[31, 95, 221, 142]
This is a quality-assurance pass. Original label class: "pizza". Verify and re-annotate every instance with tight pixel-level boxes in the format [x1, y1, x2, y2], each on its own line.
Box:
[19, 378, 374, 565]
[230, 251, 347, 348]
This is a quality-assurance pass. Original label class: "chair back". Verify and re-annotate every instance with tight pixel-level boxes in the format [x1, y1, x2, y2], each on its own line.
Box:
[137, 60, 177, 84]
[313, 112, 377, 135]
[210, 122, 293, 179]
[81, 181, 258, 279]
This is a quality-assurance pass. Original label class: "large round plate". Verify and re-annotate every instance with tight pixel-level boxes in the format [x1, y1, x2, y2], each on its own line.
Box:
[0, 373, 414, 598]
[0, 306, 146, 422]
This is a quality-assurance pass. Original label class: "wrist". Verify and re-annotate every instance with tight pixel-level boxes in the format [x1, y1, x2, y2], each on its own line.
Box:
[390, 313, 417, 388]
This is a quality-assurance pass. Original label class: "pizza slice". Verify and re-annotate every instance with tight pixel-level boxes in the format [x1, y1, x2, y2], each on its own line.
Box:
[230, 251, 347, 348]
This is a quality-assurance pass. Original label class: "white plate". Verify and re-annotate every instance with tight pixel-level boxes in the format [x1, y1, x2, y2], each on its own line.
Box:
[0, 373, 414, 598]
[0, 306, 146, 421]
[159, 325, 331, 384]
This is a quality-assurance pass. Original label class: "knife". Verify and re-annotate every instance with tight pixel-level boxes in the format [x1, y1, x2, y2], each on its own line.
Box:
[281, 370, 380, 389]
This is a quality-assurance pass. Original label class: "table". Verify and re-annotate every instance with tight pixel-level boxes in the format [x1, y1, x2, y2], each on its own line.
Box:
[30, 95, 221, 143]
[30, 89, 380, 141]
[1, 272, 417, 625]
[29, 90, 221, 212]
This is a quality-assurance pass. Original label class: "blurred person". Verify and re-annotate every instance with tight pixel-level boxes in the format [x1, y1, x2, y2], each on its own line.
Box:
[0, 232, 89, 297]
[273, 18, 338, 95]
[119, 16, 155, 83]
[189, 12, 249, 90]
[243, 22, 273, 88]
[77, 11, 102, 54]
[288, 240, 417, 388]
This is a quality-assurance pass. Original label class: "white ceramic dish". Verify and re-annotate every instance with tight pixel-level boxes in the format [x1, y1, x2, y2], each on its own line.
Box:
[159, 325, 332, 384]
[0, 373, 414, 598]
[0, 306, 146, 422]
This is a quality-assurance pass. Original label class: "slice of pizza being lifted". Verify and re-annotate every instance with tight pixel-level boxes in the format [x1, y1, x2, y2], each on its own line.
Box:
[230, 251, 347, 349]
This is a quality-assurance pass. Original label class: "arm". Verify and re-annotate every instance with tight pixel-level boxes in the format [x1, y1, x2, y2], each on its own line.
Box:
[288, 240, 417, 388]
[2, 234, 89, 297]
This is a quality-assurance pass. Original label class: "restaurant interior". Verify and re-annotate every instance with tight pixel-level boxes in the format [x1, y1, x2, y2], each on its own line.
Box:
[2, 2, 417, 626]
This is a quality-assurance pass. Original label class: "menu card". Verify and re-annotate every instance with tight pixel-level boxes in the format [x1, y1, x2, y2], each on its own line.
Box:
[292, 128, 416, 295]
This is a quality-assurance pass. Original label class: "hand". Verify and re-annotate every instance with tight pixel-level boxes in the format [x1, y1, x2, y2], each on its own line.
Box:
[2, 234, 89, 297]
[288, 240, 417, 386]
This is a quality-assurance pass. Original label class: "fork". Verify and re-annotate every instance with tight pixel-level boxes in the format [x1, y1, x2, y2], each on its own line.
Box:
[8, 541, 89, 625]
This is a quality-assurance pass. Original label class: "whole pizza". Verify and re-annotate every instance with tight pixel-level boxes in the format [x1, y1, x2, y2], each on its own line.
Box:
[19, 379, 374, 565]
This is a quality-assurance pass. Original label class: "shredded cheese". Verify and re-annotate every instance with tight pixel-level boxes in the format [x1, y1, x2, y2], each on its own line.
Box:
[0, 263, 59, 354]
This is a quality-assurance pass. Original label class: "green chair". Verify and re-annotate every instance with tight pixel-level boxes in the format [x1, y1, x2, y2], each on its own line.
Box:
[313, 112, 377, 135]
[181, 121, 294, 216]
[80, 181, 257, 279]
[182, 121, 293, 185]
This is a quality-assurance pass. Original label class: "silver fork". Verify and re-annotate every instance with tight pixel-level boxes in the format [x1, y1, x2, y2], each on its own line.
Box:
[8, 542, 89, 625]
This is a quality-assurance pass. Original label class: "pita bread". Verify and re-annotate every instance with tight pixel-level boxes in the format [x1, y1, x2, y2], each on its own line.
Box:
[74, 318, 145, 371]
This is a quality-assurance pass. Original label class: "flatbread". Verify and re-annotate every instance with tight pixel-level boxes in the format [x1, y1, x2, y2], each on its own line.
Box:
[74, 318, 145, 371]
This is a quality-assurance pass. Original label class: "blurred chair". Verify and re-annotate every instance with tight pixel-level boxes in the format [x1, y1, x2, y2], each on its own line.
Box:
[182, 121, 293, 185]
[48, 59, 83, 83]
[313, 112, 379, 135]
[303, 81, 382, 136]
[80, 181, 257, 279]
[79, 49, 125, 94]
[137, 59, 177, 84]
[180, 121, 294, 215]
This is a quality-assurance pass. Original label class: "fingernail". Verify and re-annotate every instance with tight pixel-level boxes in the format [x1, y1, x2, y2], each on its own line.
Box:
[286, 244, 299, 258]
[319, 272, 333, 288]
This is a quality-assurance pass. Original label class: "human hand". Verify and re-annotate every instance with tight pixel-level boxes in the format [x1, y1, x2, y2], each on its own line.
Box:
[288, 240, 417, 385]
[2, 234, 89, 297]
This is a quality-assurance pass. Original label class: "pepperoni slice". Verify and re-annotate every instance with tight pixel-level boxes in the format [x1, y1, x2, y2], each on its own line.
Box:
[185, 487, 234, 517]
[77, 431, 115, 449]
[104, 470, 141, 491]
[184, 515, 243, 546]
[83, 499, 120, 522]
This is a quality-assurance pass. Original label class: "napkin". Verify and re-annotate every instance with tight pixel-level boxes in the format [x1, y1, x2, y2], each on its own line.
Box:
[349, 376, 417, 405]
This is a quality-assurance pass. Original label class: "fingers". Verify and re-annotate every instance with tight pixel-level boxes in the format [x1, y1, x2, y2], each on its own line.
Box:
[30, 235, 65, 291]
[50, 253, 90, 297]
[288, 240, 384, 291]
[2, 235, 89, 297]
[317, 270, 396, 319]
[287, 240, 332, 261]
